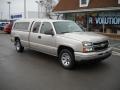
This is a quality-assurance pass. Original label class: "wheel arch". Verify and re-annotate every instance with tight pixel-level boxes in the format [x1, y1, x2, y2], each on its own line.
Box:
[14, 37, 20, 41]
[14, 36, 21, 45]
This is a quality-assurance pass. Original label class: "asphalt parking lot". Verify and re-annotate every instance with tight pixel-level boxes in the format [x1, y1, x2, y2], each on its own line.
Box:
[110, 39, 120, 56]
[0, 34, 120, 90]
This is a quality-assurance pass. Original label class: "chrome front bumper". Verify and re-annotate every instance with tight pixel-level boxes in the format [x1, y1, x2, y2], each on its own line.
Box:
[74, 47, 112, 61]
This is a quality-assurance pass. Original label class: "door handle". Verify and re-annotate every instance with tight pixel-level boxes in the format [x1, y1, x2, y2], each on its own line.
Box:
[38, 36, 41, 39]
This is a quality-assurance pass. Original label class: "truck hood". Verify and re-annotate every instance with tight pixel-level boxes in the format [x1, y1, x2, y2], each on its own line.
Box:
[59, 32, 108, 42]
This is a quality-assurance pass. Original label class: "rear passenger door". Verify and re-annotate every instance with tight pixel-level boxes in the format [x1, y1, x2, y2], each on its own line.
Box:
[29, 21, 41, 50]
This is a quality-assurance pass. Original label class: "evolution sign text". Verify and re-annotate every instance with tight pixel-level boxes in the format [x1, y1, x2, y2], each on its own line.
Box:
[89, 16, 120, 25]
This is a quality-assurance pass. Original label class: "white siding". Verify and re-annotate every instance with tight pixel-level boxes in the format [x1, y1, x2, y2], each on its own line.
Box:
[118, 0, 120, 4]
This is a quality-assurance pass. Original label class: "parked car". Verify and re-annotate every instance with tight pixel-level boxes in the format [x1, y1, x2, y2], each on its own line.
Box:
[11, 19, 112, 69]
[0, 22, 9, 30]
[4, 23, 13, 33]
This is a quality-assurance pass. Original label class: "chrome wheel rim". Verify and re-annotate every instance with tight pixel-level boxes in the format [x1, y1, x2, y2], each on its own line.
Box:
[61, 53, 71, 66]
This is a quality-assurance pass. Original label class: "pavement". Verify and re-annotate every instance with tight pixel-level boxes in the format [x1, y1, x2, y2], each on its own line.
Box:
[110, 40, 120, 56]
[0, 34, 120, 90]
[0, 30, 5, 34]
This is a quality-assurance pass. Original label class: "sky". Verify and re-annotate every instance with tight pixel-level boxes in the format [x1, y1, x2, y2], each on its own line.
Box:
[0, 0, 59, 19]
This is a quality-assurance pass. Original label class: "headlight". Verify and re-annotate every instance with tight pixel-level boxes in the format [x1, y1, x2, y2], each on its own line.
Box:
[82, 41, 93, 53]
[82, 41, 92, 47]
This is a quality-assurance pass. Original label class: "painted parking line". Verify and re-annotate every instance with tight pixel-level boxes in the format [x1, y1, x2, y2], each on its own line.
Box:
[112, 47, 120, 51]
[112, 51, 120, 56]
[111, 43, 120, 47]
[112, 47, 120, 56]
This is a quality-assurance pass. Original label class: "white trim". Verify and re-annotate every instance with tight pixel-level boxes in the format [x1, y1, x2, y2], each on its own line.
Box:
[53, 7, 120, 13]
[80, 0, 90, 7]
[113, 47, 120, 51]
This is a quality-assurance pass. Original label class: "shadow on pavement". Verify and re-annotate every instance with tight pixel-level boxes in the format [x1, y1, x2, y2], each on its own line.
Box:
[19, 49, 110, 72]
[75, 61, 110, 71]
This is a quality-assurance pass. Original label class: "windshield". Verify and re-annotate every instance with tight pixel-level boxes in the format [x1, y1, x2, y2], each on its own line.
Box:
[53, 21, 83, 34]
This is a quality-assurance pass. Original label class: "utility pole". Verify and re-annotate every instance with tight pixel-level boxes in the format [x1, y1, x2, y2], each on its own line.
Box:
[7, 1, 11, 20]
[35, 0, 44, 18]
[36, 0, 40, 18]
[40, 1, 43, 18]
[24, 0, 27, 18]
[35, 0, 40, 18]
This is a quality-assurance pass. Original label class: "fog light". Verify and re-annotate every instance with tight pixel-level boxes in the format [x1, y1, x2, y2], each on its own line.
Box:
[83, 47, 93, 53]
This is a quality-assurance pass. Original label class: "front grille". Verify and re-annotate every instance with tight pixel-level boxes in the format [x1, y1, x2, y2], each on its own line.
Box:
[93, 40, 109, 51]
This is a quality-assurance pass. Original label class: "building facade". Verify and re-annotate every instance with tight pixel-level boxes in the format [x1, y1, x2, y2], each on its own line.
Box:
[53, 0, 120, 34]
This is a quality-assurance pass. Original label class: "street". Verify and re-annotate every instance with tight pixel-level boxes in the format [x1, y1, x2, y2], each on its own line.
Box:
[0, 34, 120, 90]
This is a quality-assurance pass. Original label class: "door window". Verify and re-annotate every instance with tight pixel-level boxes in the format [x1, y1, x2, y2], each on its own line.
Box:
[32, 22, 41, 33]
[40, 22, 53, 34]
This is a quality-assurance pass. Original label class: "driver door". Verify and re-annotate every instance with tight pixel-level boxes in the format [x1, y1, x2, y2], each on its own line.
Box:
[38, 22, 57, 56]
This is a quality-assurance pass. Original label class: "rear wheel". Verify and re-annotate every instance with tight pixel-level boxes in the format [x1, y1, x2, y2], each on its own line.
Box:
[15, 39, 24, 52]
[58, 49, 75, 69]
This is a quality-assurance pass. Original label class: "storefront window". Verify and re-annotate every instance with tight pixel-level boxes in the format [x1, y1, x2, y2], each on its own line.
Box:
[64, 13, 75, 21]
[64, 11, 120, 34]
[74, 13, 87, 31]
[88, 11, 120, 34]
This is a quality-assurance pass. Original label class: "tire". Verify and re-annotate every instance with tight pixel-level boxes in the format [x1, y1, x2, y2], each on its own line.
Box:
[58, 49, 75, 69]
[15, 39, 24, 52]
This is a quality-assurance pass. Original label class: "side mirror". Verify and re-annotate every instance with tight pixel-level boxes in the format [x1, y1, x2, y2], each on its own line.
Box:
[44, 29, 54, 36]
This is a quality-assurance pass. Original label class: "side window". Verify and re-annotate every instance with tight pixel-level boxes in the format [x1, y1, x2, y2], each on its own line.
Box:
[13, 22, 29, 31]
[40, 22, 53, 34]
[32, 22, 41, 33]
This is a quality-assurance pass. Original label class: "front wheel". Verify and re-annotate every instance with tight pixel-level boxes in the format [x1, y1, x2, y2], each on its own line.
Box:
[58, 49, 75, 69]
[15, 40, 24, 52]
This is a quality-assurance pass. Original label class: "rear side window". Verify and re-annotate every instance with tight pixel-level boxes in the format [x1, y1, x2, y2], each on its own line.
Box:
[13, 22, 29, 31]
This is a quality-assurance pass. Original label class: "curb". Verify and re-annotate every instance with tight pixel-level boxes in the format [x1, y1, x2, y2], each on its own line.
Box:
[110, 38, 120, 41]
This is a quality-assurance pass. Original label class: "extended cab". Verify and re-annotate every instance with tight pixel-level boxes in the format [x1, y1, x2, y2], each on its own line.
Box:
[11, 19, 112, 69]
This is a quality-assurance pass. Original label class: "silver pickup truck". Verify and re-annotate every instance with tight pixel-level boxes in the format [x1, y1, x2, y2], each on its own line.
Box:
[11, 19, 112, 69]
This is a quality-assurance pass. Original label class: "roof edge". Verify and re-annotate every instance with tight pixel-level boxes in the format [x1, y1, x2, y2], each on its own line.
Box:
[53, 7, 120, 13]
